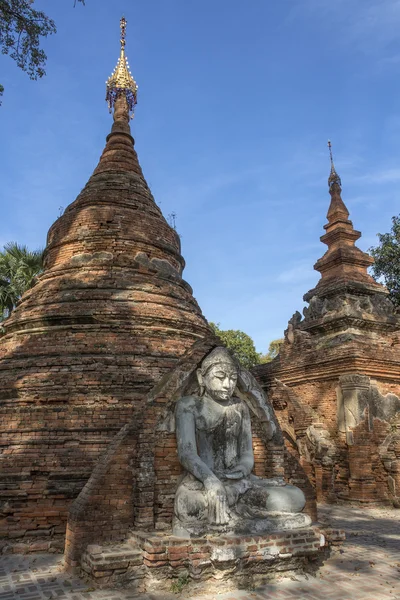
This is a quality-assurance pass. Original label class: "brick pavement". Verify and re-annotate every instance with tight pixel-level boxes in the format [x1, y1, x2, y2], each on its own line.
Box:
[0, 505, 399, 600]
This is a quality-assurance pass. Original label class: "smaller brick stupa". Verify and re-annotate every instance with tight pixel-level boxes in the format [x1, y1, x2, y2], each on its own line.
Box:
[302, 141, 392, 338]
[254, 142, 400, 505]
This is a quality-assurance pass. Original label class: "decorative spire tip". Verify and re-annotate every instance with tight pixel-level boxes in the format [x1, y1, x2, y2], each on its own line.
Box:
[106, 17, 138, 119]
[327, 140, 341, 190]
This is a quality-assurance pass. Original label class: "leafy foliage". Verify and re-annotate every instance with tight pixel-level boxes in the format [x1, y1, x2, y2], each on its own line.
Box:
[0, 0, 85, 101]
[370, 215, 400, 306]
[259, 338, 284, 363]
[209, 322, 262, 369]
[0, 1, 56, 79]
[0, 242, 43, 320]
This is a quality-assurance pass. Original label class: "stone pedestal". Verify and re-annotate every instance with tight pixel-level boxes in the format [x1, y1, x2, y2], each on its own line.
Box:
[80, 526, 345, 594]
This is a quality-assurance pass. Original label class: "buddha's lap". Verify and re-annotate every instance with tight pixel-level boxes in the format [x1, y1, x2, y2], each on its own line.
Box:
[175, 478, 305, 515]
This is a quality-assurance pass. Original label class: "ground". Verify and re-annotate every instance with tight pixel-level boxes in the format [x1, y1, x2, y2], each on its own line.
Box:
[0, 504, 399, 600]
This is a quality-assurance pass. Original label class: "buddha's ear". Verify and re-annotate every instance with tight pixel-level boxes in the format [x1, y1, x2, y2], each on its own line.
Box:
[196, 369, 205, 396]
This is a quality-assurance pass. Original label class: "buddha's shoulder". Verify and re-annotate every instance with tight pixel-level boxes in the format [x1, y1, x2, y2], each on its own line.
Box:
[176, 395, 203, 413]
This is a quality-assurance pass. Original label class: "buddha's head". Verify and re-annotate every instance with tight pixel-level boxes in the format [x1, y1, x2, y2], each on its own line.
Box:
[197, 347, 238, 402]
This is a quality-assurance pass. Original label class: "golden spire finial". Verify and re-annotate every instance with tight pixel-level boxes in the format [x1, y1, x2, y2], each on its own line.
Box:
[120, 15, 127, 49]
[106, 17, 138, 118]
[327, 140, 341, 190]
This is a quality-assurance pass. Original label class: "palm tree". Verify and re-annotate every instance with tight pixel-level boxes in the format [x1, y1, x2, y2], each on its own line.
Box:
[0, 242, 44, 321]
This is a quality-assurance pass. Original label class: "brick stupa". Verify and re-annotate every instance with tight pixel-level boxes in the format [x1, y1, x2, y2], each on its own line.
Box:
[0, 19, 210, 548]
[254, 144, 400, 505]
[302, 142, 388, 335]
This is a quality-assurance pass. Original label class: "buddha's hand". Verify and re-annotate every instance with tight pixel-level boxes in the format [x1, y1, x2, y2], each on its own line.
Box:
[224, 466, 246, 480]
[205, 479, 230, 525]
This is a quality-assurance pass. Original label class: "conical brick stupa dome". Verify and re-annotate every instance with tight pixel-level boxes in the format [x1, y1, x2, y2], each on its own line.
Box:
[0, 18, 210, 546]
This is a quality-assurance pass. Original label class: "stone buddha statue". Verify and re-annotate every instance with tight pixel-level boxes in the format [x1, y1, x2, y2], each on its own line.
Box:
[173, 347, 311, 537]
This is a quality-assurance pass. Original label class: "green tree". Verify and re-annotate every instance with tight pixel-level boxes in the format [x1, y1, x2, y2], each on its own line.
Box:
[0, 0, 85, 102]
[259, 338, 284, 363]
[209, 322, 262, 369]
[0, 242, 44, 320]
[370, 215, 400, 307]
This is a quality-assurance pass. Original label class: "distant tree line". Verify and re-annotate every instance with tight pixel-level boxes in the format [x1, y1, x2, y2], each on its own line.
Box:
[210, 322, 283, 369]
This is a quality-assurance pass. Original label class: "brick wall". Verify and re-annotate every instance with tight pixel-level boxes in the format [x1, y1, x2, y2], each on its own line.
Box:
[254, 335, 400, 505]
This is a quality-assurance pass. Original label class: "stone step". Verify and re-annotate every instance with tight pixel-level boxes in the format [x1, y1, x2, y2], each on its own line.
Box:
[81, 541, 143, 573]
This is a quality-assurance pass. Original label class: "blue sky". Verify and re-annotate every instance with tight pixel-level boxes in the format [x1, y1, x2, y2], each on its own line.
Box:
[1, 0, 400, 353]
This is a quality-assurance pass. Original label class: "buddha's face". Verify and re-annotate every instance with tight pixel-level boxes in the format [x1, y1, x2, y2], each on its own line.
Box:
[201, 363, 238, 402]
